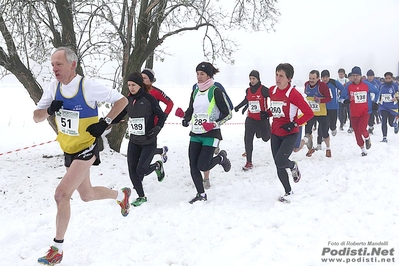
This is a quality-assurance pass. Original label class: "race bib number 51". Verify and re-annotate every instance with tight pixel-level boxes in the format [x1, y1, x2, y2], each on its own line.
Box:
[56, 109, 80, 136]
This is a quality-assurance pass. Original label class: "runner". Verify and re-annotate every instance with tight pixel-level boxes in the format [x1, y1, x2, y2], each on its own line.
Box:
[175, 62, 232, 203]
[365, 69, 382, 134]
[266, 63, 313, 203]
[303, 70, 332, 157]
[318, 70, 344, 145]
[378, 71, 399, 142]
[191, 72, 233, 189]
[113, 72, 167, 207]
[34, 47, 130, 265]
[142, 68, 173, 163]
[340, 66, 380, 156]
[234, 70, 270, 170]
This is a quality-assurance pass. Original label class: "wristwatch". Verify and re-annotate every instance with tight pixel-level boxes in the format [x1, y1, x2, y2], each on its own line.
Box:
[104, 117, 112, 125]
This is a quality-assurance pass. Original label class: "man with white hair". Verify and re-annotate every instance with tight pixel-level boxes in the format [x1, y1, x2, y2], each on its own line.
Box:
[34, 47, 130, 265]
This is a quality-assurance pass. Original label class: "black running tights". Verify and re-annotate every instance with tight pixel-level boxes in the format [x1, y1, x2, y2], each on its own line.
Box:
[270, 133, 298, 194]
[188, 141, 220, 194]
[127, 141, 157, 197]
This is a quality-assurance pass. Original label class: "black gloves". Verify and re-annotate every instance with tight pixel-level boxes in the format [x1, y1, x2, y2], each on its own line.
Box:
[146, 126, 161, 139]
[242, 105, 248, 114]
[280, 122, 297, 132]
[260, 110, 272, 120]
[86, 118, 109, 137]
[343, 99, 350, 104]
[47, 100, 63, 115]
[372, 102, 379, 111]
[234, 105, 248, 114]
[182, 120, 189, 127]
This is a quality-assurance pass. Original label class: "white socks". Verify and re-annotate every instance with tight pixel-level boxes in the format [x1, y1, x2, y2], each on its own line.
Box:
[53, 241, 63, 253]
[116, 189, 124, 202]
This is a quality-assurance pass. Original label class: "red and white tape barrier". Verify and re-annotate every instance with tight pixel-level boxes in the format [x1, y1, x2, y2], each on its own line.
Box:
[0, 140, 57, 156]
[0, 122, 244, 156]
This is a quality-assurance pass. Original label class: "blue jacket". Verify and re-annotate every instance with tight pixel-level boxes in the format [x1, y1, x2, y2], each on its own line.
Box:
[369, 78, 382, 89]
[326, 79, 344, 110]
[378, 82, 399, 116]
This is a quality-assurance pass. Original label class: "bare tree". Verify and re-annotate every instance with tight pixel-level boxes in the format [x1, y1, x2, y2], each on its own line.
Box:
[0, 0, 280, 152]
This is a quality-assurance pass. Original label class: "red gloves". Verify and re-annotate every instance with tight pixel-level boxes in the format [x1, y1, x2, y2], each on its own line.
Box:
[175, 107, 185, 118]
[202, 122, 216, 131]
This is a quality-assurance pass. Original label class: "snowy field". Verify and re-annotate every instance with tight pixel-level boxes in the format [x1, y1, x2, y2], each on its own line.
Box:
[0, 81, 398, 265]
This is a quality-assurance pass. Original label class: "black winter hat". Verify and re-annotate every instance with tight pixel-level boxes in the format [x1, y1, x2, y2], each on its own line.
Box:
[142, 68, 156, 82]
[196, 62, 214, 78]
[249, 70, 260, 81]
[127, 72, 143, 87]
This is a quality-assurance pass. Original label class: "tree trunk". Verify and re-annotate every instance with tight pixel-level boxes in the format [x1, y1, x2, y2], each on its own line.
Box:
[106, 121, 128, 152]
[145, 53, 154, 69]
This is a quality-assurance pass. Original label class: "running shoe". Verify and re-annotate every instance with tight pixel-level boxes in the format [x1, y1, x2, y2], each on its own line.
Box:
[368, 126, 374, 134]
[117, 187, 131, 217]
[365, 138, 371, 150]
[131, 197, 147, 207]
[161, 146, 168, 163]
[38, 246, 63, 265]
[291, 162, 301, 183]
[278, 191, 294, 204]
[189, 193, 207, 204]
[218, 150, 231, 172]
[155, 160, 165, 182]
[242, 162, 253, 171]
[306, 148, 315, 157]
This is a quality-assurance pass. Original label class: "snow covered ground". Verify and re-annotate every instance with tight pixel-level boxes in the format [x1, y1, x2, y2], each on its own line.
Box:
[0, 82, 398, 265]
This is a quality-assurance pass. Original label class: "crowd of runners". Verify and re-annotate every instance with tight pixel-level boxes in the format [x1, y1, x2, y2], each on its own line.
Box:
[33, 46, 398, 265]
